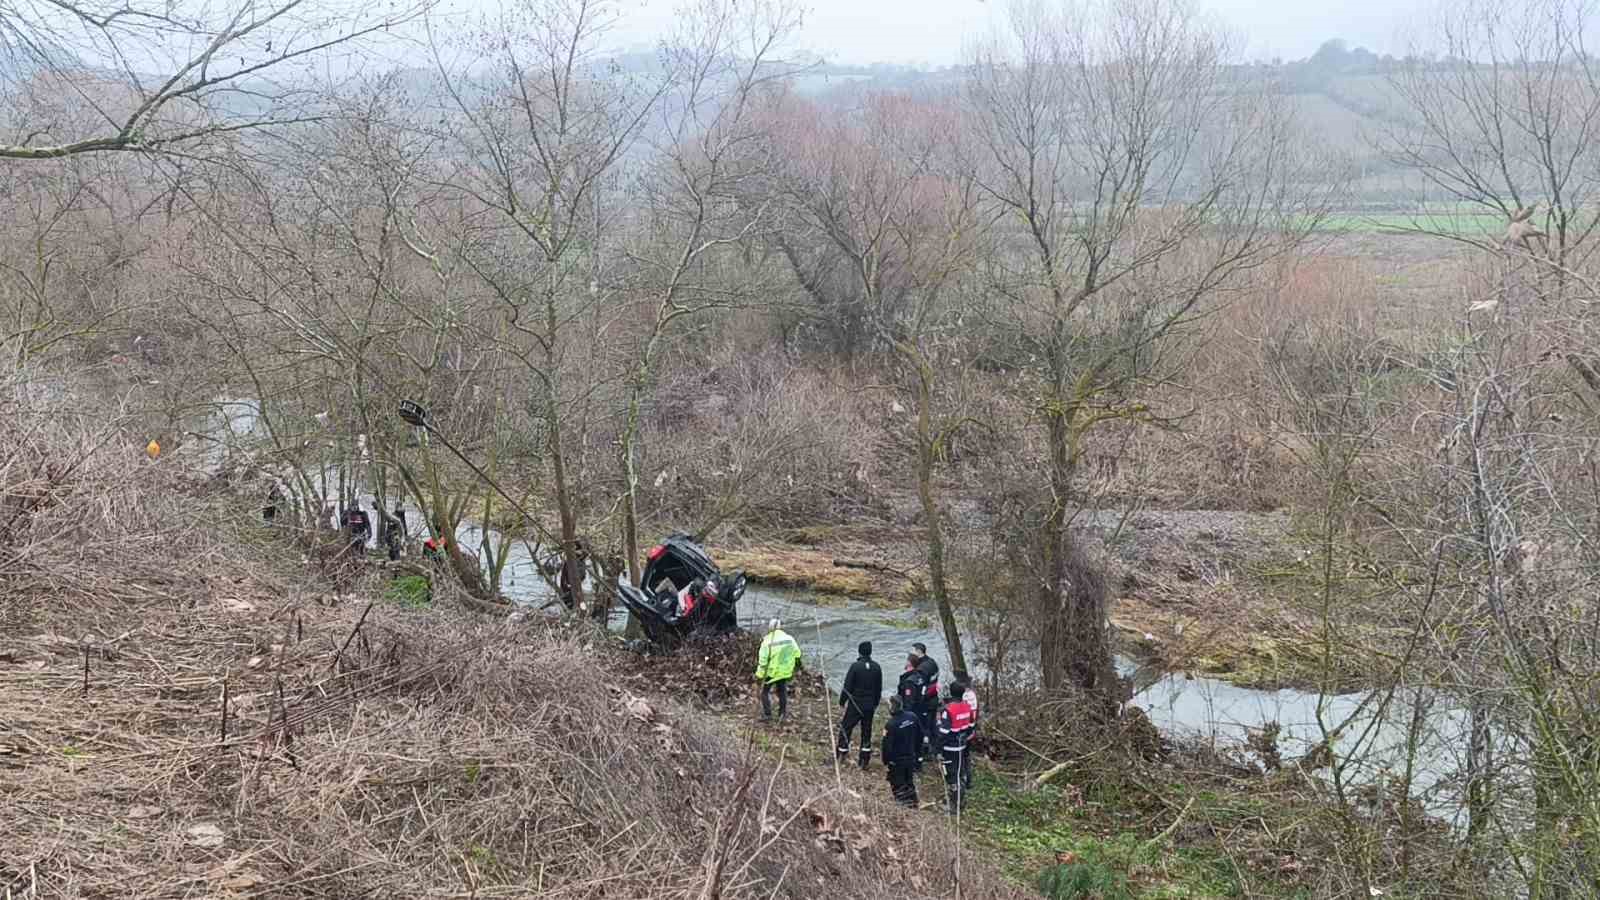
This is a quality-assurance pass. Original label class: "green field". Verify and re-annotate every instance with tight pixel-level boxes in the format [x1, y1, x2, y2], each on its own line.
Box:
[1315, 212, 1502, 236]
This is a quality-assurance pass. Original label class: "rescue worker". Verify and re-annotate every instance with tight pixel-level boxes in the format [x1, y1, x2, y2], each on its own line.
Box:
[936, 681, 977, 814]
[343, 505, 371, 556]
[836, 641, 882, 769]
[951, 669, 980, 722]
[881, 695, 922, 808]
[423, 535, 448, 565]
[896, 655, 929, 756]
[910, 643, 941, 756]
[754, 618, 801, 722]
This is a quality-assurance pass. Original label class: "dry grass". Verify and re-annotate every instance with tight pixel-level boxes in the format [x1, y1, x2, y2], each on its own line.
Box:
[0, 375, 1026, 900]
[710, 545, 886, 598]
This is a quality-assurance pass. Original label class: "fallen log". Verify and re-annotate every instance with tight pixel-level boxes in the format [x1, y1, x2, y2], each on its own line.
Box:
[830, 558, 920, 584]
[1033, 760, 1073, 789]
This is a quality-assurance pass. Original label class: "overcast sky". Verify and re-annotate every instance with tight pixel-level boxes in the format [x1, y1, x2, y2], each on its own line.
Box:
[585, 0, 1435, 67]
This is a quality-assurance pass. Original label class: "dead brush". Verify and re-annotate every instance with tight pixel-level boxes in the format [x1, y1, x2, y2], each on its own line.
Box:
[0, 377, 1024, 900]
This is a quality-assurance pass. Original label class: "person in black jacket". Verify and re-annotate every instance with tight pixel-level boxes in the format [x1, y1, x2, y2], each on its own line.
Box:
[911, 643, 940, 757]
[836, 641, 883, 769]
[896, 658, 928, 726]
[880, 696, 922, 808]
[342, 505, 371, 557]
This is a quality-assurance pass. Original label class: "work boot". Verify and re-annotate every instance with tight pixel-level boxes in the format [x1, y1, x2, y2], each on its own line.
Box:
[835, 749, 850, 765]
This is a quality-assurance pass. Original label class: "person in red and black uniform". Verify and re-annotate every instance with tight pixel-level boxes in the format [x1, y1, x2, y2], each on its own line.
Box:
[936, 681, 977, 814]
[835, 641, 882, 769]
[880, 695, 922, 808]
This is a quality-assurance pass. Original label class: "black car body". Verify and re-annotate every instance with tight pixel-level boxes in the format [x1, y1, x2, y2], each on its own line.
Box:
[616, 533, 746, 643]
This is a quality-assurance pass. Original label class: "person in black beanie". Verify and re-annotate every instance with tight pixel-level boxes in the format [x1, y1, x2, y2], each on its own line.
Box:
[836, 641, 883, 769]
[910, 642, 940, 757]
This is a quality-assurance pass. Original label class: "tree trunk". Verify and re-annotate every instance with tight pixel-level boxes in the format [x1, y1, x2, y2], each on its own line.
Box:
[618, 400, 644, 637]
[913, 358, 965, 674]
[1039, 399, 1114, 703]
[1039, 405, 1073, 693]
[1466, 696, 1493, 849]
[546, 295, 585, 614]
[620, 381, 645, 589]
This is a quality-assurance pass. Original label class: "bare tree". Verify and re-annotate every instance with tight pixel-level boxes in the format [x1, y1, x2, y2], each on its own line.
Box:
[0, 0, 431, 159]
[611, 0, 801, 585]
[1382, 5, 1600, 890]
[0, 152, 149, 368]
[966, 0, 1314, 701]
[769, 90, 984, 671]
[1383, 0, 1600, 404]
[431, 0, 669, 613]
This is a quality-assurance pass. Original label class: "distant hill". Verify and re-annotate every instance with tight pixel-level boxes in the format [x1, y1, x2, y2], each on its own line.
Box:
[215, 38, 1427, 206]
[754, 40, 1427, 205]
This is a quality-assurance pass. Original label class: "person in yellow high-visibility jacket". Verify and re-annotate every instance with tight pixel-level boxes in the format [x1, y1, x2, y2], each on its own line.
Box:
[755, 618, 802, 722]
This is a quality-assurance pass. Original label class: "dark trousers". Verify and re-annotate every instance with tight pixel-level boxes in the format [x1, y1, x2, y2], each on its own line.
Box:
[760, 678, 790, 719]
[836, 703, 877, 764]
[916, 703, 936, 755]
[887, 763, 918, 807]
[940, 746, 968, 814]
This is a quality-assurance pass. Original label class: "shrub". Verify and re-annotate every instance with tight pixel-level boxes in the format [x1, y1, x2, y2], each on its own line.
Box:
[383, 574, 432, 607]
[1036, 860, 1132, 900]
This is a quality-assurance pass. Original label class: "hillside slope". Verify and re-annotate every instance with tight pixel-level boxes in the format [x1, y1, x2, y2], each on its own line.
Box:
[0, 388, 1025, 900]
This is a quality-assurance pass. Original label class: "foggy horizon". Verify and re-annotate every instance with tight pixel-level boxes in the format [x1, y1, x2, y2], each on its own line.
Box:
[563, 0, 1434, 67]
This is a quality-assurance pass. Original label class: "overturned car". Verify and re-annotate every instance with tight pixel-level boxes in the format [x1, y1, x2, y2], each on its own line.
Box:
[616, 533, 747, 644]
